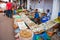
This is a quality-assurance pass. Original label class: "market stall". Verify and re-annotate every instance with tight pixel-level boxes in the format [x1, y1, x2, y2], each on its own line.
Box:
[13, 12, 59, 40]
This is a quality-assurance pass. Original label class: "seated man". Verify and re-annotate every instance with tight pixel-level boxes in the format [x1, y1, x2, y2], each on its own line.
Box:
[40, 13, 49, 23]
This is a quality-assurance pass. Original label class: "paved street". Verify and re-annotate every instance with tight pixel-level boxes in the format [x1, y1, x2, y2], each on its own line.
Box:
[0, 13, 15, 40]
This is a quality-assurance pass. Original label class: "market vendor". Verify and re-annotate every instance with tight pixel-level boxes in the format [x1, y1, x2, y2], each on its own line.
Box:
[34, 9, 40, 24]
[40, 13, 49, 23]
[46, 9, 52, 20]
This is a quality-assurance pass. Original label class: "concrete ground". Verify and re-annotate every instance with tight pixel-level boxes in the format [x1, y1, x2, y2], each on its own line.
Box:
[0, 13, 15, 40]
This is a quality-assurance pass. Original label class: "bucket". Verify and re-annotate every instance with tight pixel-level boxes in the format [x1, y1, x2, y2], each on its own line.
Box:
[41, 32, 51, 40]
[33, 34, 43, 40]
[15, 28, 20, 33]
[47, 32, 54, 37]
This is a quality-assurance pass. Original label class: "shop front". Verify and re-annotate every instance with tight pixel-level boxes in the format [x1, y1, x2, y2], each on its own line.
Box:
[27, 0, 53, 12]
[27, 0, 60, 20]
